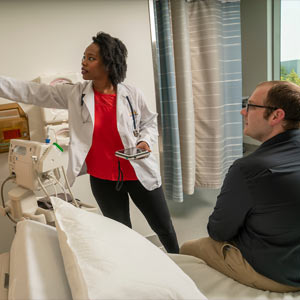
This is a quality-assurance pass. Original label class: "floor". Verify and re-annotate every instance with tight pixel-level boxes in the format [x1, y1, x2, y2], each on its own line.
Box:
[168, 188, 218, 246]
[143, 187, 217, 251]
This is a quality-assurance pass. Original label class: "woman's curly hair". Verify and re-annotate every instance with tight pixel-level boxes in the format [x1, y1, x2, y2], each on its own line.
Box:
[92, 32, 127, 86]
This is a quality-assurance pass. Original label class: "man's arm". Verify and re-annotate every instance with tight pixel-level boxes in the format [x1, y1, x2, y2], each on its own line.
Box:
[207, 162, 253, 242]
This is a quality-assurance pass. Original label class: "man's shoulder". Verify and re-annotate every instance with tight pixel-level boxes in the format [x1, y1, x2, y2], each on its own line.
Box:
[232, 150, 259, 166]
[231, 149, 268, 177]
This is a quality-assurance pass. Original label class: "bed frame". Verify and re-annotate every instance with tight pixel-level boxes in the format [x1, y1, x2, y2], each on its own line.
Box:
[0, 252, 9, 300]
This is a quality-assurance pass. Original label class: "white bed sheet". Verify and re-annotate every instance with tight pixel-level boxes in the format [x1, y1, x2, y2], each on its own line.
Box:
[169, 254, 300, 300]
[8, 220, 72, 300]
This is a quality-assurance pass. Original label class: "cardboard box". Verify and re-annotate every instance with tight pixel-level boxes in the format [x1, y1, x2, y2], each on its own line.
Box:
[0, 103, 30, 153]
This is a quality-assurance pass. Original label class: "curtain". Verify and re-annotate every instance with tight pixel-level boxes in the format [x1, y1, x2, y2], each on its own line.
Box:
[154, 0, 243, 201]
[154, 0, 184, 202]
[170, 1, 196, 195]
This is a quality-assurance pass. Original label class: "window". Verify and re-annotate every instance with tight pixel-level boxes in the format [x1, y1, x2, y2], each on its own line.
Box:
[280, 0, 300, 85]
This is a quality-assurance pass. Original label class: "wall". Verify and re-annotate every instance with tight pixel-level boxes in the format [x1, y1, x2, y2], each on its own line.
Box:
[240, 0, 273, 146]
[240, 0, 273, 97]
[0, 0, 157, 253]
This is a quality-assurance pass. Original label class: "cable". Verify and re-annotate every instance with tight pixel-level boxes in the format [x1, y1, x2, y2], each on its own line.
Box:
[1, 175, 17, 224]
[56, 128, 69, 136]
[45, 173, 59, 198]
[53, 181, 58, 198]
[48, 173, 68, 202]
[61, 166, 79, 207]
[36, 173, 52, 209]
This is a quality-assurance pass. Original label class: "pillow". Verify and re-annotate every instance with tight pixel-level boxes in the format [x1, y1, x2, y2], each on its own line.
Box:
[51, 197, 206, 300]
[9, 220, 72, 300]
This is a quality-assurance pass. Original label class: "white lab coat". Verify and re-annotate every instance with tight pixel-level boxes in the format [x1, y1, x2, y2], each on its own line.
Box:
[0, 76, 161, 190]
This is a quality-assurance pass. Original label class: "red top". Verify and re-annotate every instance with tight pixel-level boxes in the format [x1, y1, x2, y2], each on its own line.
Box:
[85, 90, 138, 181]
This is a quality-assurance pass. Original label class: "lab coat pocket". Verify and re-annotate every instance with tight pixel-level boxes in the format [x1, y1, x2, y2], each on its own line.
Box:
[136, 153, 158, 177]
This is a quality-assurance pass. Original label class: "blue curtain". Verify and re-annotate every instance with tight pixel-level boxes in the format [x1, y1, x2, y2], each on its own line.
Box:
[219, 1, 244, 172]
[154, 0, 184, 202]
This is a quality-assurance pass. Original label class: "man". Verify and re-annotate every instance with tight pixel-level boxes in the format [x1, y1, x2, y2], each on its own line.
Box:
[180, 81, 300, 292]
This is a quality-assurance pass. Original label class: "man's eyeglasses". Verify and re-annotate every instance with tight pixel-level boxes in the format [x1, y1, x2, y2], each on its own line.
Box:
[245, 103, 278, 113]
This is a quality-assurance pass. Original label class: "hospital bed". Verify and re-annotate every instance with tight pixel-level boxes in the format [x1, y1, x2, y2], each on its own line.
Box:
[1, 206, 300, 300]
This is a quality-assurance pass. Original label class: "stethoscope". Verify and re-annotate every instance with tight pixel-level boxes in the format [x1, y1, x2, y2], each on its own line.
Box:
[81, 94, 139, 137]
[125, 96, 139, 137]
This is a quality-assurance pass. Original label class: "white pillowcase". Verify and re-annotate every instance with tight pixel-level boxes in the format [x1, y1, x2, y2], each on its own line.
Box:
[51, 197, 206, 300]
[9, 220, 72, 300]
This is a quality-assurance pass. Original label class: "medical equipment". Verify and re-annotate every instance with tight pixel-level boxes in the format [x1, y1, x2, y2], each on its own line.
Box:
[0, 139, 96, 224]
[40, 102, 69, 146]
[0, 103, 30, 153]
[126, 96, 139, 137]
[115, 147, 150, 191]
[45, 123, 70, 145]
[34, 73, 82, 146]
[115, 147, 150, 160]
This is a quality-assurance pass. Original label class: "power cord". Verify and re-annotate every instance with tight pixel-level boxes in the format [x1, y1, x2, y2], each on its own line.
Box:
[1, 175, 17, 224]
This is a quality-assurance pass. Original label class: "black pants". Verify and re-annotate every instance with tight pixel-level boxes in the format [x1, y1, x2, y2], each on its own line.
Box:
[90, 176, 179, 253]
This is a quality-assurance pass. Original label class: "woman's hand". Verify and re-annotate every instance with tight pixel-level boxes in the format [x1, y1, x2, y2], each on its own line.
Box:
[136, 141, 151, 152]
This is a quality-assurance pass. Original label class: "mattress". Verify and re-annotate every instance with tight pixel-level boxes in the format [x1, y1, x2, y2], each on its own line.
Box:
[169, 254, 300, 300]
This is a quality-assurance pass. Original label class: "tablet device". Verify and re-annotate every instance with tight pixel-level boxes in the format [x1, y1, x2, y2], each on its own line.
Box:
[115, 147, 150, 160]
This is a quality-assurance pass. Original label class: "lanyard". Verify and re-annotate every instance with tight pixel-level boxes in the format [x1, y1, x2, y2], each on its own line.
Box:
[126, 96, 139, 137]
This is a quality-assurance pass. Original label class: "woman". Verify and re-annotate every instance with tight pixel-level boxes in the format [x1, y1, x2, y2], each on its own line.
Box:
[0, 32, 179, 253]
